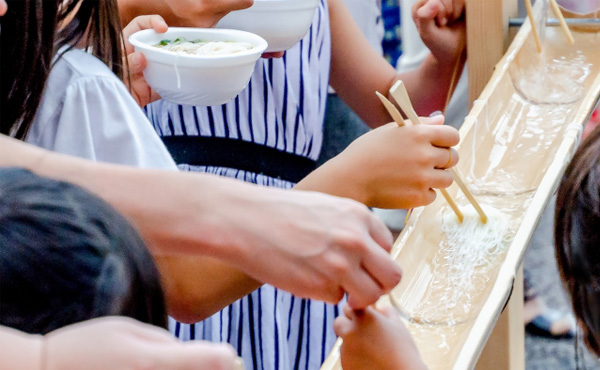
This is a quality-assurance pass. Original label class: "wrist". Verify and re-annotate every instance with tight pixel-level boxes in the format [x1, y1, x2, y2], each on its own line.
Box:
[295, 157, 369, 205]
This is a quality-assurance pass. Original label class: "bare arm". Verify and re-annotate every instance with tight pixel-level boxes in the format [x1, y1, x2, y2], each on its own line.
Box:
[328, 0, 465, 127]
[0, 319, 238, 370]
[157, 256, 261, 323]
[0, 135, 400, 309]
[296, 119, 459, 209]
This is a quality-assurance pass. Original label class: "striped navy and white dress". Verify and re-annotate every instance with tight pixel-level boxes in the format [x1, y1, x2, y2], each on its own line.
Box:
[145, 1, 343, 369]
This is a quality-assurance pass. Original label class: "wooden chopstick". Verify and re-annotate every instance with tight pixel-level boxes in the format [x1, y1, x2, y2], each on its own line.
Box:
[549, 0, 575, 45]
[525, 0, 543, 53]
[376, 91, 406, 127]
[389, 81, 488, 224]
[377, 91, 464, 223]
[379, 85, 464, 223]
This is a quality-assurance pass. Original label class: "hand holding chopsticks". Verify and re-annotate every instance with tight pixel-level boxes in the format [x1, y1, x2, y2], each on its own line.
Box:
[384, 81, 487, 224]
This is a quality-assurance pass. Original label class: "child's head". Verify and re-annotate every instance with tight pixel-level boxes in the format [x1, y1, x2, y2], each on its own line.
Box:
[0, 168, 167, 334]
[555, 126, 600, 356]
[0, 0, 124, 139]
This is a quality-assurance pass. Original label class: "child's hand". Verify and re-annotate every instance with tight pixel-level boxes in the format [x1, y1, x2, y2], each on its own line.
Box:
[334, 305, 427, 370]
[413, 0, 466, 66]
[122, 15, 169, 107]
[297, 116, 460, 209]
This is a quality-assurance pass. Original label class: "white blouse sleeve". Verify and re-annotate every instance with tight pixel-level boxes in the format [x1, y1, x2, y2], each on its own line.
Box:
[39, 76, 177, 171]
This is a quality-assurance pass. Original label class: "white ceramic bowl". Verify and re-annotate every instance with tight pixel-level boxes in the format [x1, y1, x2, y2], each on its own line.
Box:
[217, 0, 319, 52]
[129, 28, 268, 106]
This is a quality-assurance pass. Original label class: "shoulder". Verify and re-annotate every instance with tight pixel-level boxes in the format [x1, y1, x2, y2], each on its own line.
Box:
[53, 48, 119, 81]
[38, 48, 131, 113]
[41, 49, 138, 115]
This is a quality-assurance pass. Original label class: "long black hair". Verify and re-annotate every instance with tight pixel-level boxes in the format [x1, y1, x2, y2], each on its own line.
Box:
[555, 126, 600, 356]
[0, 0, 125, 140]
[0, 168, 167, 334]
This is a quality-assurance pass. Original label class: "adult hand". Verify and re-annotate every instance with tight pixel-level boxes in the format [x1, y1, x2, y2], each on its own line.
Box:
[122, 15, 168, 107]
[334, 305, 427, 370]
[413, 0, 466, 66]
[161, 0, 253, 27]
[223, 186, 401, 310]
[0, 138, 400, 311]
[297, 116, 460, 209]
[45, 317, 240, 370]
[0, 0, 6, 16]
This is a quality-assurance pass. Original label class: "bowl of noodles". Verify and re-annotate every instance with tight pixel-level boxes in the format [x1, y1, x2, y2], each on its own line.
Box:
[129, 28, 268, 106]
[216, 0, 319, 52]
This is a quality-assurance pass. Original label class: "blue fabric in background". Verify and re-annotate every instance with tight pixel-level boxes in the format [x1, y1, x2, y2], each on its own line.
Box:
[382, 0, 402, 66]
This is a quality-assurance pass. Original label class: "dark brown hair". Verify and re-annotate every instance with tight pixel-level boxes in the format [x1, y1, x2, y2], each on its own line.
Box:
[0, 168, 168, 333]
[0, 0, 126, 140]
[555, 126, 600, 356]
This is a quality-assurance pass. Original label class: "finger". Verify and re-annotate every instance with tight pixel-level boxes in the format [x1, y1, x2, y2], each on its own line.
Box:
[433, 147, 459, 169]
[416, 0, 444, 19]
[318, 282, 346, 306]
[415, 3, 444, 42]
[438, 0, 456, 25]
[345, 266, 388, 310]
[421, 115, 445, 126]
[333, 315, 354, 337]
[342, 304, 355, 318]
[262, 51, 285, 58]
[430, 169, 455, 190]
[124, 15, 168, 54]
[366, 212, 394, 252]
[428, 126, 460, 147]
[360, 241, 402, 294]
[0, 0, 6, 16]
[451, 0, 466, 21]
[434, 0, 451, 27]
[128, 52, 148, 75]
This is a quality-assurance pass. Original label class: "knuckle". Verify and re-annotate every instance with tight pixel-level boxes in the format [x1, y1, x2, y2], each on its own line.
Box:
[329, 256, 351, 277]
[335, 231, 366, 252]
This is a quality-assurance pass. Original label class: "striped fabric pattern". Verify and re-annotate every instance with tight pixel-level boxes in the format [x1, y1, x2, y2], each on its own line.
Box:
[146, 2, 345, 369]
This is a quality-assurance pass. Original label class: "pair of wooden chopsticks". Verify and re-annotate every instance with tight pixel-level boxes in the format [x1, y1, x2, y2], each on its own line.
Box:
[525, 0, 574, 53]
[376, 81, 487, 224]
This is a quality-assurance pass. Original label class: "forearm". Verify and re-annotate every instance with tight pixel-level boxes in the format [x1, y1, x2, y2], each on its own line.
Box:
[0, 326, 43, 370]
[295, 156, 368, 205]
[328, 0, 462, 127]
[157, 255, 261, 323]
[0, 136, 258, 260]
[397, 53, 460, 116]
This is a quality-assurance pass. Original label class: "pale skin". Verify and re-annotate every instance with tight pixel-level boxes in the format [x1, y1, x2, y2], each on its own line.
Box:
[0, 136, 401, 310]
[0, 4, 401, 335]
[0, 0, 410, 366]
[118, 3, 463, 320]
[0, 318, 239, 370]
[334, 305, 428, 370]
